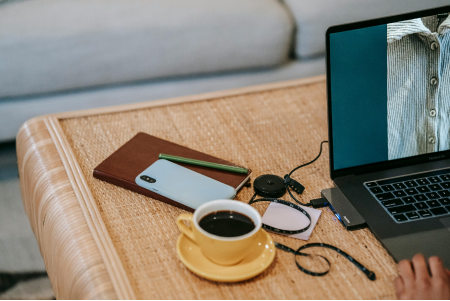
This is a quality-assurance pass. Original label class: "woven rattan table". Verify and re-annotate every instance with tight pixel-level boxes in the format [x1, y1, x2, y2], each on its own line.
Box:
[17, 75, 398, 299]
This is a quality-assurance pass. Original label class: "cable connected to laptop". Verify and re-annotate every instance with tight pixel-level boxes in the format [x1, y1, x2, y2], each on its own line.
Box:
[285, 140, 329, 207]
[247, 140, 376, 281]
[251, 141, 329, 208]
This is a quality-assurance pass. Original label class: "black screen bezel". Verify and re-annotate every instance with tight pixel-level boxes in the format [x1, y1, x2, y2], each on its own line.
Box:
[327, 5, 450, 180]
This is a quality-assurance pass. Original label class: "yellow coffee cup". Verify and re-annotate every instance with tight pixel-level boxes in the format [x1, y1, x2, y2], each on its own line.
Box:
[177, 200, 262, 266]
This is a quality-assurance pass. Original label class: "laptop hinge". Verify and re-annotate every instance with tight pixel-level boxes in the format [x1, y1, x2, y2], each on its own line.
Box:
[333, 174, 356, 181]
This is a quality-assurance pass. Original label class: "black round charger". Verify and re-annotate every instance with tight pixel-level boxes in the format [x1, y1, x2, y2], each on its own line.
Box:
[253, 174, 286, 198]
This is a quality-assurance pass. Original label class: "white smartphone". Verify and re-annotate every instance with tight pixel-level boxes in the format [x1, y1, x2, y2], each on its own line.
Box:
[135, 159, 236, 209]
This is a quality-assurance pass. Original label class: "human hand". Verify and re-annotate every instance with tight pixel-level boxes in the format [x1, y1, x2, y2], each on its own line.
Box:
[395, 254, 450, 300]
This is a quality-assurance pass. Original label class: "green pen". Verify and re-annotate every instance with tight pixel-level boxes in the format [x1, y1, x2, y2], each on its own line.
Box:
[159, 154, 248, 174]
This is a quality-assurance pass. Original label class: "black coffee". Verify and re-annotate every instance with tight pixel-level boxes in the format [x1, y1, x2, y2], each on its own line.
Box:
[199, 211, 255, 237]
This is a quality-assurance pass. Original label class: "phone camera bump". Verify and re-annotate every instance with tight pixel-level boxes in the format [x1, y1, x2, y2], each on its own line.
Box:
[141, 175, 156, 183]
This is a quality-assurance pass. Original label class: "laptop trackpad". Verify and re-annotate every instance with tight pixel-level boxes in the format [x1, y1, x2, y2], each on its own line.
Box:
[440, 217, 450, 233]
[383, 227, 450, 269]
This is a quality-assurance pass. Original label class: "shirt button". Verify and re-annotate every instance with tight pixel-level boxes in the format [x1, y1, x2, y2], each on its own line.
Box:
[431, 77, 438, 85]
[430, 109, 436, 117]
[431, 42, 439, 50]
[429, 137, 436, 144]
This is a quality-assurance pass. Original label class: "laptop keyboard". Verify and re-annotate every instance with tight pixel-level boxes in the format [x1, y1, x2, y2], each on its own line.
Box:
[365, 168, 450, 223]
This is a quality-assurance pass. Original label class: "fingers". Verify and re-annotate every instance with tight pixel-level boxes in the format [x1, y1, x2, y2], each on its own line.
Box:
[394, 276, 405, 299]
[429, 256, 446, 279]
[412, 254, 430, 282]
[396, 256, 450, 300]
[398, 259, 415, 290]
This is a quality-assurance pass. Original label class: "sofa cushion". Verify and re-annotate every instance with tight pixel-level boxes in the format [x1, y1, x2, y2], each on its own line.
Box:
[0, 58, 325, 142]
[0, 0, 293, 98]
[283, 0, 450, 58]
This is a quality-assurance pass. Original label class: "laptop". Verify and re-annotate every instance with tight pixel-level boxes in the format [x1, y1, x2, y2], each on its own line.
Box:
[327, 5, 450, 267]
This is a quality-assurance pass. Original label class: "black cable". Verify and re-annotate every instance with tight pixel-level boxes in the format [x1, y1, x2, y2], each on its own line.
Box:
[246, 140, 376, 281]
[247, 194, 376, 280]
[274, 242, 376, 281]
[287, 140, 329, 177]
[249, 193, 312, 235]
[284, 141, 328, 206]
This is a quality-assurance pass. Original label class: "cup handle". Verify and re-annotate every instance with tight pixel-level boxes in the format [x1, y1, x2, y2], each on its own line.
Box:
[176, 214, 195, 241]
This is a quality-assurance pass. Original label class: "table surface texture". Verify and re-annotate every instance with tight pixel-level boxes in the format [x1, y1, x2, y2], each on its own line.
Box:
[17, 76, 398, 299]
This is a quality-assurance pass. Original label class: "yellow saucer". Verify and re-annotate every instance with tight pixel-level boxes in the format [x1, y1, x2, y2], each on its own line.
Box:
[176, 229, 276, 282]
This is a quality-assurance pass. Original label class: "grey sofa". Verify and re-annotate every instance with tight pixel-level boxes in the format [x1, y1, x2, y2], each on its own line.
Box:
[1, 0, 449, 142]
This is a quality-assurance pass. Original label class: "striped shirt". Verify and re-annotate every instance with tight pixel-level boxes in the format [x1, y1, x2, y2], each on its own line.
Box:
[387, 14, 450, 160]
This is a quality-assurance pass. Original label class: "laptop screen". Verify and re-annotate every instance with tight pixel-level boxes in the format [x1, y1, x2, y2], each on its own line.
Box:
[329, 9, 450, 172]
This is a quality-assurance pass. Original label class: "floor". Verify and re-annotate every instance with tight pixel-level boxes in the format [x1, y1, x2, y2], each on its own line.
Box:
[0, 141, 54, 299]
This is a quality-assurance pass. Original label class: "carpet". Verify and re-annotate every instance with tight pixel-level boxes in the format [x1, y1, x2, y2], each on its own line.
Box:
[0, 142, 54, 299]
[0, 272, 53, 300]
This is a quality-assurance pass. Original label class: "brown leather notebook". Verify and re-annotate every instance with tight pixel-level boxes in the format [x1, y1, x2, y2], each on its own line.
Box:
[93, 132, 251, 212]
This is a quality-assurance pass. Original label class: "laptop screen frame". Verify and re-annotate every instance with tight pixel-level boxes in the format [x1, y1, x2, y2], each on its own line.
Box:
[327, 5, 450, 180]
